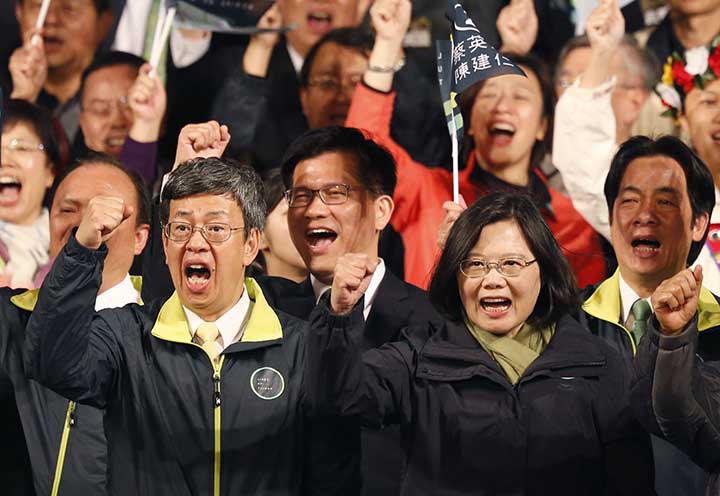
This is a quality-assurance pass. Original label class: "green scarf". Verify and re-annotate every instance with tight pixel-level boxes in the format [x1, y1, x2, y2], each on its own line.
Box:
[464, 315, 555, 385]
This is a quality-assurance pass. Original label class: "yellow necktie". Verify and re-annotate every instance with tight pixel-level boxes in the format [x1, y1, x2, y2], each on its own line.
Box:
[196, 322, 221, 363]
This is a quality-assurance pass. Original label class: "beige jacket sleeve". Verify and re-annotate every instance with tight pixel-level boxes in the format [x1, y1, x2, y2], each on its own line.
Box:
[552, 78, 617, 241]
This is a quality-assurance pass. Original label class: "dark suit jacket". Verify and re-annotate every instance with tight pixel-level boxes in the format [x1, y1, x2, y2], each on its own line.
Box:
[260, 269, 443, 496]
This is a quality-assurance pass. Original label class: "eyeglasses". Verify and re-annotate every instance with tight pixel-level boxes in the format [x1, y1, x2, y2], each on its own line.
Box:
[82, 96, 131, 119]
[163, 222, 244, 244]
[306, 73, 363, 93]
[459, 257, 537, 278]
[285, 184, 362, 208]
[1, 138, 45, 153]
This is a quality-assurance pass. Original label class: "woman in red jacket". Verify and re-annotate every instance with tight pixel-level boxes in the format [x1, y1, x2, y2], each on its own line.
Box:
[347, 0, 607, 288]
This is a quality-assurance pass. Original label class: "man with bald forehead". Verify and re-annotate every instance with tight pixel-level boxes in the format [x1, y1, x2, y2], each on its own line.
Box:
[0, 155, 149, 496]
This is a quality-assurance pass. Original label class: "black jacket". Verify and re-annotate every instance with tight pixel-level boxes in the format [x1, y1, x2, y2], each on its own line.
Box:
[23, 235, 335, 496]
[578, 271, 720, 495]
[0, 365, 35, 496]
[210, 40, 451, 173]
[307, 301, 656, 495]
[0, 288, 105, 496]
[261, 270, 443, 496]
[632, 316, 720, 496]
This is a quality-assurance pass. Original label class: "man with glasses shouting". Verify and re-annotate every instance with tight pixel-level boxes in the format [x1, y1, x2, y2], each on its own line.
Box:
[21, 155, 338, 495]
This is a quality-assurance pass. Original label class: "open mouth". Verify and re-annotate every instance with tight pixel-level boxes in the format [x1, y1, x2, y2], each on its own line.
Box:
[306, 228, 337, 253]
[712, 132, 720, 142]
[0, 175, 22, 207]
[42, 36, 63, 51]
[488, 123, 516, 144]
[631, 238, 661, 256]
[106, 136, 126, 150]
[480, 297, 511, 314]
[184, 263, 212, 293]
[307, 11, 333, 35]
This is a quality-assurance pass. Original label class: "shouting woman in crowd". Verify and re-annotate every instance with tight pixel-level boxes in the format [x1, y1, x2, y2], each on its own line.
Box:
[0, 99, 64, 288]
[307, 192, 654, 494]
[348, 0, 607, 289]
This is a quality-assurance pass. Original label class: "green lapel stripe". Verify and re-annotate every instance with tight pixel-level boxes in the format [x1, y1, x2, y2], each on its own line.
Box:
[151, 277, 283, 344]
[698, 287, 720, 331]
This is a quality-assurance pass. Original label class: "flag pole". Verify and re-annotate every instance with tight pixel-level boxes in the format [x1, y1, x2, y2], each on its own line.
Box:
[149, 5, 177, 77]
[32, 0, 51, 45]
[449, 35, 460, 205]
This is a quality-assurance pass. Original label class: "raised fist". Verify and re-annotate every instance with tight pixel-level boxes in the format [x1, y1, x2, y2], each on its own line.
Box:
[651, 266, 703, 336]
[173, 121, 231, 170]
[586, 0, 625, 53]
[330, 253, 380, 315]
[370, 0, 412, 44]
[497, 0, 538, 56]
[9, 29, 47, 103]
[76, 197, 132, 250]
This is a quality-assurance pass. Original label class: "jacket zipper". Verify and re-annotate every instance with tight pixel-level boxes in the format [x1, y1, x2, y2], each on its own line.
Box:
[51, 401, 76, 496]
[212, 356, 224, 496]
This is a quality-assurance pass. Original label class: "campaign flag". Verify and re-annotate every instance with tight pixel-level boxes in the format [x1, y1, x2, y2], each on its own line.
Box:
[439, 0, 526, 202]
[175, 0, 281, 34]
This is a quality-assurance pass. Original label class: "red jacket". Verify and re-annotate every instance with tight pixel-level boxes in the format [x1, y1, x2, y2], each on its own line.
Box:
[346, 83, 607, 289]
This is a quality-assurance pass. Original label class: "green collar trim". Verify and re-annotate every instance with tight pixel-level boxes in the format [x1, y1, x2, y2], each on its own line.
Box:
[11, 289, 39, 311]
[11, 276, 145, 312]
[583, 270, 720, 332]
[151, 277, 282, 344]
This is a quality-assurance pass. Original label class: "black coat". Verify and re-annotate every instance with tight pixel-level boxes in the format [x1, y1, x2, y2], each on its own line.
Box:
[23, 235, 341, 496]
[210, 40, 451, 173]
[260, 270, 443, 496]
[307, 303, 656, 496]
[0, 288, 105, 496]
[632, 316, 720, 496]
[578, 274, 720, 495]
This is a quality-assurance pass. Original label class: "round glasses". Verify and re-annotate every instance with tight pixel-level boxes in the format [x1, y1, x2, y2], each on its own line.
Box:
[460, 257, 537, 278]
[163, 222, 244, 244]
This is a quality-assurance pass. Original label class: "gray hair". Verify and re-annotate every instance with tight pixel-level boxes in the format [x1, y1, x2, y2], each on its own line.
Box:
[555, 34, 659, 92]
[160, 157, 266, 235]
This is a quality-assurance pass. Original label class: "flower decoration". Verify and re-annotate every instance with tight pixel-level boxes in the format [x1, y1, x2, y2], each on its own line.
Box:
[655, 36, 720, 119]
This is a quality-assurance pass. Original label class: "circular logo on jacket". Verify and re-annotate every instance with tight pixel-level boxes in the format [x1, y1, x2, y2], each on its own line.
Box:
[250, 367, 285, 400]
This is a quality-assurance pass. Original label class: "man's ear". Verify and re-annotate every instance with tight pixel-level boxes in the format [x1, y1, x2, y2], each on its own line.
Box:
[624, 89, 650, 126]
[692, 212, 710, 243]
[374, 194, 394, 231]
[243, 228, 261, 266]
[134, 224, 151, 255]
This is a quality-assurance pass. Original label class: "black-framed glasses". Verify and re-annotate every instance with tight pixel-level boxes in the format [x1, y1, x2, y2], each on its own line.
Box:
[459, 257, 537, 278]
[285, 184, 362, 208]
[163, 222, 244, 244]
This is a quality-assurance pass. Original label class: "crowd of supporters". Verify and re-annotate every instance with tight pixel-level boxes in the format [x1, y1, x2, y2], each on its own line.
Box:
[3, 0, 720, 494]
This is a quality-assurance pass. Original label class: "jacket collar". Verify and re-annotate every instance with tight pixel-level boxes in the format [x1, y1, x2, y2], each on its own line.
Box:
[151, 277, 282, 346]
[10, 275, 145, 312]
[420, 315, 606, 381]
[583, 269, 720, 331]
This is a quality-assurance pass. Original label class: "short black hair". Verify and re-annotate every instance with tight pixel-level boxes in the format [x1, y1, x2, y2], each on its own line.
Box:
[160, 157, 266, 236]
[459, 52, 554, 169]
[80, 51, 145, 100]
[429, 192, 579, 327]
[299, 27, 373, 88]
[280, 126, 397, 197]
[263, 168, 287, 215]
[49, 153, 151, 227]
[3, 98, 65, 171]
[604, 135, 715, 264]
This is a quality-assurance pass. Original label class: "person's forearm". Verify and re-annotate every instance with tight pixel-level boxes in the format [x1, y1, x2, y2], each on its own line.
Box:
[580, 48, 614, 89]
[243, 40, 274, 78]
[363, 38, 403, 93]
[23, 235, 109, 406]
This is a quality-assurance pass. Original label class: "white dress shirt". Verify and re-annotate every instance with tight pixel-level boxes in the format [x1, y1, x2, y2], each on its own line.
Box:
[618, 272, 651, 326]
[286, 43, 304, 75]
[95, 274, 141, 311]
[311, 259, 386, 320]
[553, 78, 720, 294]
[183, 286, 252, 351]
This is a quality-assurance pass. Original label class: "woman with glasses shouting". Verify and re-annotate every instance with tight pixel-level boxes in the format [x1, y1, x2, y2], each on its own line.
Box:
[0, 99, 66, 288]
[306, 192, 655, 495]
